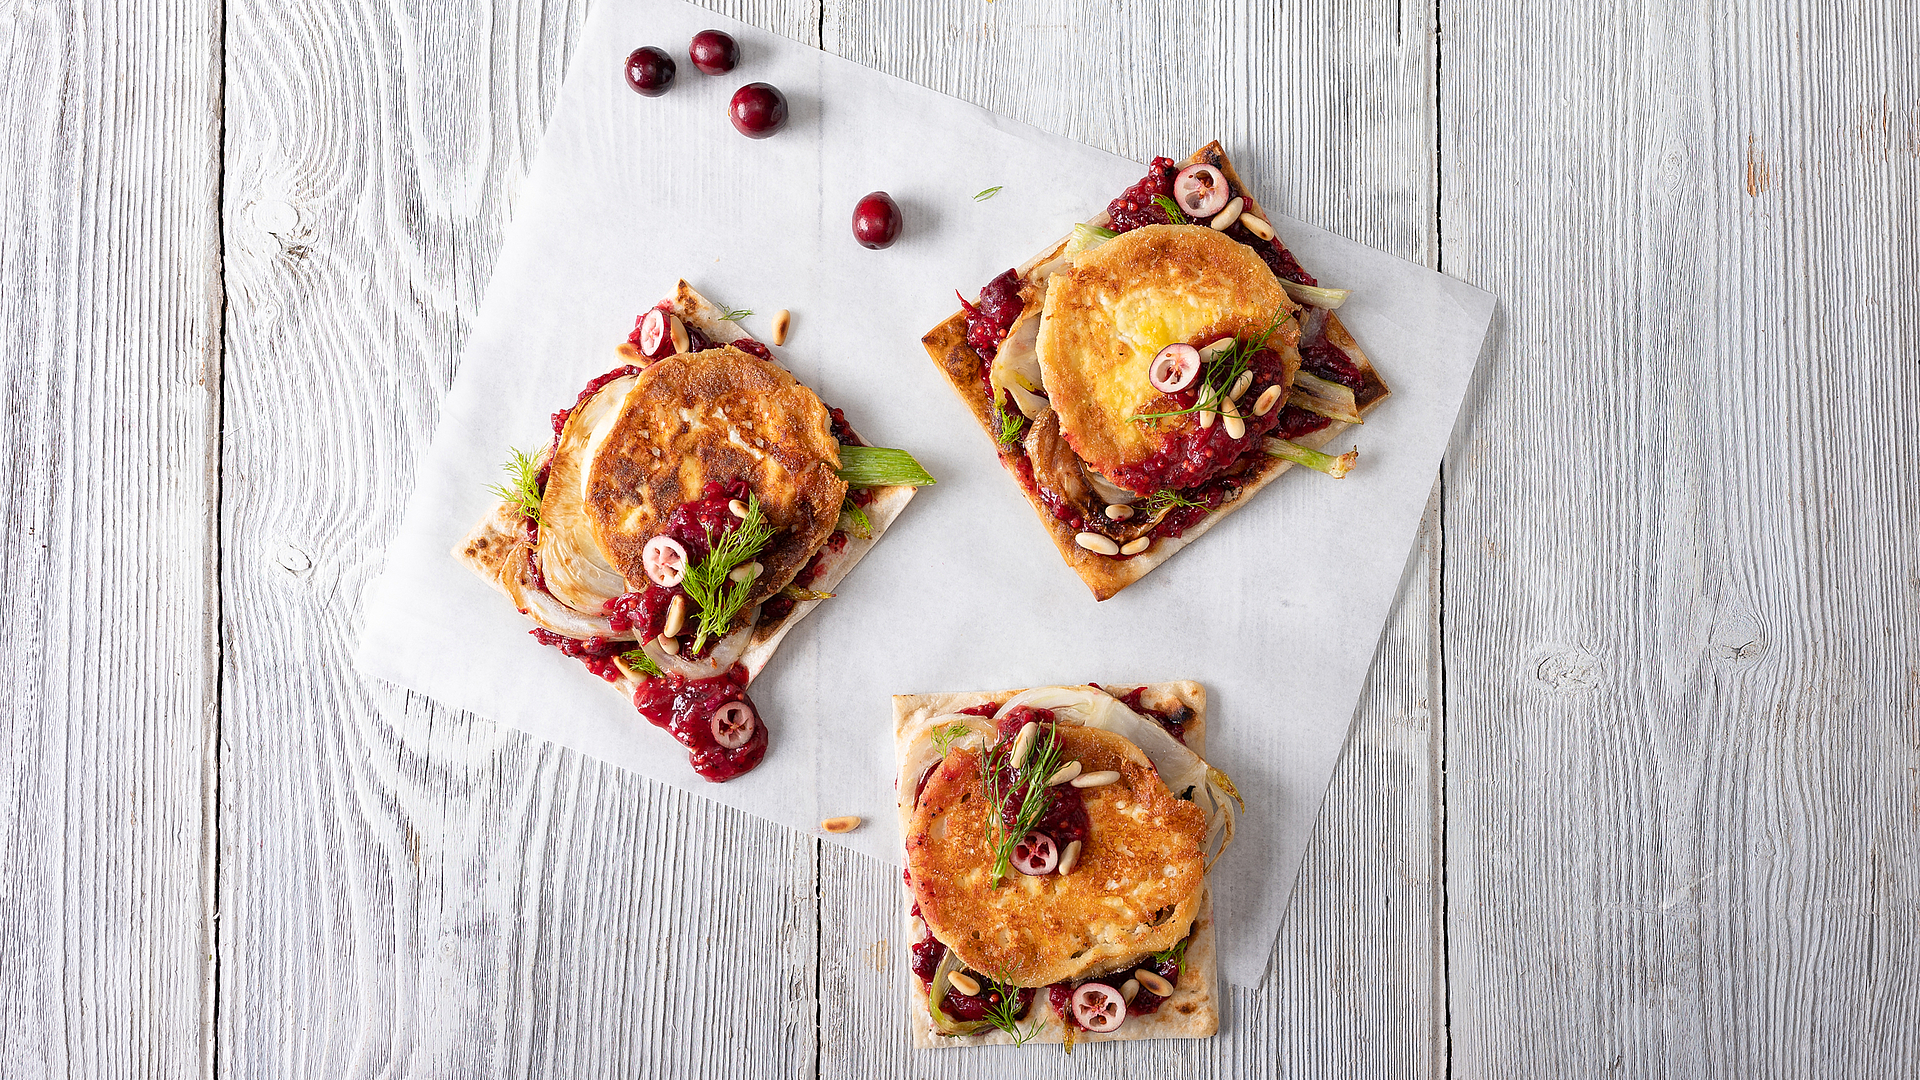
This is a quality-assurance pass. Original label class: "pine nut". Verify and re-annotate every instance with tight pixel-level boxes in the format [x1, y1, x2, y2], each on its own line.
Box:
[1135, 969, 1174, 997]
[1121, 978, 1141, 1003]
[1047, 760, 1083, 786]
[1240, 214, 1276, 241]
[668, 314, 690, 354]
[947, 971, 982, 997]
[728, 499, 750, 518]
[1229, 370, 1254, 401]
[1203, 337, 1236, 358]
[1009, 722, 1039, 769]
[1075, 532, 1121, 556]
[728, 560, 762, 583]
[616, 342, 644, 362]
[1253, 384, 1284, 417]
[1197, 402, 1217, 430]
[820, 815, 862, 833]
[1121, 536, 1151, 555]
[659, 634, 680, 655]
[772, 309, 791, 346]
[1209, 196, 1244, 231]
[662, 595, 687, 638]
[1058, 839, 1083, 875]
[1223, 413, 1247, 440]
[1105, 503, 1135, 521]
[1071, 770, 1121, 788]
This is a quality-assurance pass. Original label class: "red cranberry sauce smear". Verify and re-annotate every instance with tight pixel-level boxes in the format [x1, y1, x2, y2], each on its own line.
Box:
[941, 981, 1035, 1024]
[1115, 686, 1191, 744]
[1299, 332, 1365, 391]
[991, 707, 1090, 848]
[962, 268, 1023, 358]
[1047, 945, 1185, 1026]
[530, 628, 631, 682]
[910, 926, 945, 985]
[959, 703, 999, 718]
[1103, 344, 1293, 496]
[1104, 156, 1179, 232]
[631, 664, 766, 781]
[1273, 404, 1333, 442]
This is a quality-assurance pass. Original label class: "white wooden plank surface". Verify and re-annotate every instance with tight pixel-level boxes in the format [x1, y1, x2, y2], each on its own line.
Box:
[1439, 1, 1920, 1076]
[0, 0, 221, 1076]
[13, 0, 1918, 1076]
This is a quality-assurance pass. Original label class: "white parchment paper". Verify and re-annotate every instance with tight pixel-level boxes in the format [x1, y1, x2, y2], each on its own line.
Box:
[355, 0, 1495, 988]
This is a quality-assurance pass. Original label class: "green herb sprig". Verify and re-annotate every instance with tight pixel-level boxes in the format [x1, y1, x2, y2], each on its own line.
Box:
[1144, 488, 1206, 516]
[980, 980, 1039, 1046]
[929, 722, 971, 757]
[1150, 937, 1190, 975]
[1150, 194, 1189, 224]
[838, 496, 872, 540]
[719, 308, 752, 322]
[620, 648, 664, 678]
[488, 447, 544, 522]
[995, 406, 1026, 448]
[982, 722, 1065, 886]
[1130, 307, 1291, 425]
[680, 493, 776, 651]
[974, 186, 1003, 202]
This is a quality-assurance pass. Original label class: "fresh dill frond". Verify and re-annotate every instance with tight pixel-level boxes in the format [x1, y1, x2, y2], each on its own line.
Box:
[983, 723, 1065, 886]
[1151, 194, 1188, 225]
[1130, 307, 1290, 425]
[620, 648, 663, 678]
[1150, 937, 1190, 974]
[929, 723, 970, 757]
[838, 495, 872, 540]
[994, 406, 1026, 448]
[488, 447, 544, 522]
[1144, 488, 1206, 515]
[980, 980, 1039, 1047]
[680, 493, 776, 651]
[718, 308, 752, 322]
[974, 185, 1003, 202]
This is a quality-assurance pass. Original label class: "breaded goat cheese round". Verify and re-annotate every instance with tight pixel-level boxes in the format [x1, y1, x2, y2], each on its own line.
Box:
[586, 346, 847, 604]
[1035, 224, 1300, 493]
[904, 724, 1207, 987]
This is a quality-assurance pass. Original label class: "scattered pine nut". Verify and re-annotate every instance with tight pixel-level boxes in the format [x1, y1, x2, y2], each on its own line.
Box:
[1075, 532, 1122, 556]
[947, 970, 982, 996]
[1240, 214, 1276, 241]
[1120, 536, 1151, 555]
[820, 815, 862, 833]
[1070, 770, 1121, 788]
[1058, 838, 1083, 875]
[1046, 760, 1083, 786]
[1009, 722, 1039, 769]
[728, 499, 750, 518]
[662, 595, 687, 638]
[1209, 197, 1244, 231]
[772, 309, 791, 345]
[1135, 968, 1174, 997]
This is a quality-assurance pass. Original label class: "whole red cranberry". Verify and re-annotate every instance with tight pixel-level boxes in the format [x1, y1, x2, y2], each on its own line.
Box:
[625, 46, 676, 97]
[728, 82, 788, 138]
[688, 29, 739, 75]
[851, 191, 904, 249]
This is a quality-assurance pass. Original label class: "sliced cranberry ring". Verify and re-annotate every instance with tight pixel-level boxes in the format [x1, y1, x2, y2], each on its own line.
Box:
[638, 309, 688, 359]
[1173, 163, 1230, 217]
[710, 700, 757, 749]
[1147, 343, 1201, 393]
[1071, 983, 1127, 1032]
[641, 535, 689, 587]
[1012, 831, 1059, 876]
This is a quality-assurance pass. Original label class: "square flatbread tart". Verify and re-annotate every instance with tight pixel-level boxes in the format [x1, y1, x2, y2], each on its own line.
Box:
[457, 281, 924, 783]
[894, 682, 1241, 1049]
[923, 142, 1390, 599]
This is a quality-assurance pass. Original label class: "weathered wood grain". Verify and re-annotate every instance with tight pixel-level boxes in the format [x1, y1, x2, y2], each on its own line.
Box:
[216, 1, 823, 1077]
[0, 0, 221, 1076]
[1439, 1, 1920, 1076]
[820, 1, 1445, 1075]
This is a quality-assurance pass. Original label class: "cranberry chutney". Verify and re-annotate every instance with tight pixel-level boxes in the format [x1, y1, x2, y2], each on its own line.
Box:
[966, 156, 1357, 547]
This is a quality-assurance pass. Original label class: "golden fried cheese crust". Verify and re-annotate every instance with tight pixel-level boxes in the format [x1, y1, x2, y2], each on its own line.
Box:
[586, 346, 847, 605]
[1035, 224, 1298, 485]
[904, 726, 1207, 988]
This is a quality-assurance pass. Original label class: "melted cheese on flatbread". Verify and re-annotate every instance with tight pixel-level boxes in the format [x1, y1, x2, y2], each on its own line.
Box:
[586, 347, 846, 605]
[537, 374, 640, 613]
[904, 725, 1207, 987]
[1035, 224, 1296, 482]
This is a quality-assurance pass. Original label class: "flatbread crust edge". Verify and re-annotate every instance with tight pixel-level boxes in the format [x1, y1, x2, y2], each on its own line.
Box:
[892, 683, 1220, 1048]
[454, 281, 919, 694]
[920, 141, 1389, 601]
